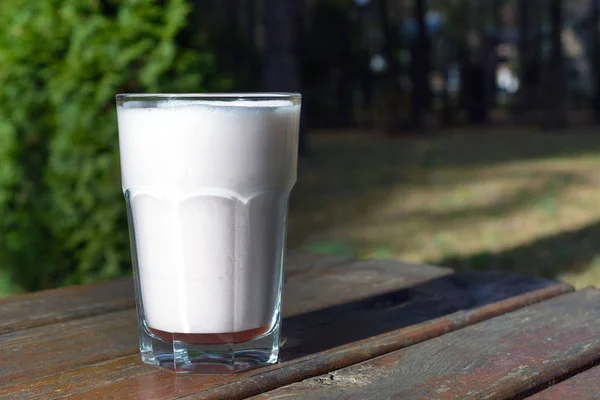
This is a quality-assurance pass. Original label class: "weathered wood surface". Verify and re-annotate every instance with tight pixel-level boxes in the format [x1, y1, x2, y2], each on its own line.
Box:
[0, 256, 570, 400]
[0, 252, 339, 336]
[525, 365, 600, 400]
[177, 284, 571, 400]
[284, 251, 352, 276]
[255, 288, 600, 400]
[0, 277, 134, 335]
[0, 257, 446, 387]
[0, 252, 342, 337]
[45, 285, 567, 400]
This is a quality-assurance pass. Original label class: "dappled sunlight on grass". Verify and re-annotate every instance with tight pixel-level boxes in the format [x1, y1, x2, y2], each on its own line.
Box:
[287, 129, 600, 288]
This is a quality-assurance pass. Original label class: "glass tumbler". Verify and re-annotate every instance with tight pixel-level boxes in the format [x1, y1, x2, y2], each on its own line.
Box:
[116, 93, 301, 373]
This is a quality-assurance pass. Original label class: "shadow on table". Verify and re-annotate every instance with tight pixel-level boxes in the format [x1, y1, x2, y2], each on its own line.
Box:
[280, 271, 562, 360]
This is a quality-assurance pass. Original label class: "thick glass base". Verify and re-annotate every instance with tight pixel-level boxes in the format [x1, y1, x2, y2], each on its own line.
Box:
[138, 321, 280, 374]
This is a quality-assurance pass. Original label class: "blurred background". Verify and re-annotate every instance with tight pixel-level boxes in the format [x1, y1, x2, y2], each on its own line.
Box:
[1, 0, 600, 296]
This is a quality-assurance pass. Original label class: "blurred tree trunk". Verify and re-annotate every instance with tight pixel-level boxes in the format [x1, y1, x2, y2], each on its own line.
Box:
[411, 0, 431, 129]
[515, 0, 530, 116]
[530, 0, 544, 118]
[486, 0, 501, 111]
[463, 0, 488, 124]
[262, 0, 308, 156]
[297, 0, 309, 155]
[246, 0, 259, 87]
[378, 0, 405, 134]
[262, 1, 300, 91]
[544, 0, 567, 129]
[331, 5, 355, 127]
[441, 64, 452, 125]
[591, 0, 600, 120]
[356, 4, 374, 116]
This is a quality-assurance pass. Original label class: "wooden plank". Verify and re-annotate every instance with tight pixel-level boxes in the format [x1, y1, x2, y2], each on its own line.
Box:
[281, 258, 453, 317]
[253, 288, 600, 400]
[0, 258, 447, 389]
[0, 253, 349, 336]
[525, 365, 600, 400]
[284, 251, 352, 275]
[0, 271, 571, 399]
[178, 283, 572, 400]
[0, 309, 138, 387]
[0, 277, 135, 335]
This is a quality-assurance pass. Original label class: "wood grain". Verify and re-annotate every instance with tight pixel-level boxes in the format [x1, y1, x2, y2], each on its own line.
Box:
[0, 252, 347, 337]
[525, 365, 600, 400]
[0, 309, 138, 387]
[254, 288, 600, 400]
[1, 273, 570, 399]
[0, 257, 446, 391]
[0, 278, 134, 335]
[281, 258, 453, 317]
[284, 251, 352, 275]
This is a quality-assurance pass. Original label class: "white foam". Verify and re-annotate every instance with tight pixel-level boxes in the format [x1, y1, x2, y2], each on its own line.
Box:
[121, 98, 297, 109]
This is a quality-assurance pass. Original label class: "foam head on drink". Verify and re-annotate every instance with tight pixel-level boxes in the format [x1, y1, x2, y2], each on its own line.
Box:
[117, 97, 300, 344]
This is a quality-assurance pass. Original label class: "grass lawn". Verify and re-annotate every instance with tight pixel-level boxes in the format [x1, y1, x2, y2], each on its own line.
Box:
[288, 127, 600, 289]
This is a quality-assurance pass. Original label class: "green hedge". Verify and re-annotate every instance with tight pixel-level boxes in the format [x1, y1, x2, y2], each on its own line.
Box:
[0, 0, 225, 293]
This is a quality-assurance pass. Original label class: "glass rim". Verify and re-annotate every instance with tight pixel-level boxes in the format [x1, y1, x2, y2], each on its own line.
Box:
[116, 92, 301, 104]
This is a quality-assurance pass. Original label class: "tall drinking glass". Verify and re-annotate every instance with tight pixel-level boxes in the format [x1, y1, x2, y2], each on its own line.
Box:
[116, 93, 301, 373]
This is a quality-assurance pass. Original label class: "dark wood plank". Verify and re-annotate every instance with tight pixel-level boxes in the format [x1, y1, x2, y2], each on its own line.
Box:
[0, 278, 134, 335]
[0, 252, 348, 336]
[0, 309, 138, 387]
[0, 258, 447, 389]
[0, 252, 348, 337]
[282, 258, 453, 317]
[253, 288, 600, 400]
[1, 272, 570, 399]
[284, 251, 352, 275]
[525, 365, 600, 400]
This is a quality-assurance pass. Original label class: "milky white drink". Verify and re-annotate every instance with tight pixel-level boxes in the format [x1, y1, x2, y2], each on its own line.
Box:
[117, 97, 300, 343]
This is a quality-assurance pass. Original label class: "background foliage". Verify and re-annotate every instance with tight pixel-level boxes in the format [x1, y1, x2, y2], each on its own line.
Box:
[0, 0, 226, 292]
[2, 0, 600, 295]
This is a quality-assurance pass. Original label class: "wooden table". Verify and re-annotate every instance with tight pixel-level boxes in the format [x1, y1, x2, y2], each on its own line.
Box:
[1, 252, 600, 399]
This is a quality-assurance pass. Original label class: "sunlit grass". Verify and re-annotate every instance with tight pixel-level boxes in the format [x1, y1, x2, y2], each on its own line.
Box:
[288, 127, 600, 289]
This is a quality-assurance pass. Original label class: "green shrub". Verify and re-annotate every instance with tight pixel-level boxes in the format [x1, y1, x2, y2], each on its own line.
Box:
[0, 0, 225, 293]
